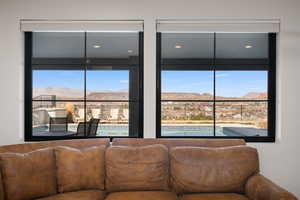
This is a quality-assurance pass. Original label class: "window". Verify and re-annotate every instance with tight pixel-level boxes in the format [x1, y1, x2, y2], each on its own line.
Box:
[156, 32, 276, 142]
[25, 31, 143, 141]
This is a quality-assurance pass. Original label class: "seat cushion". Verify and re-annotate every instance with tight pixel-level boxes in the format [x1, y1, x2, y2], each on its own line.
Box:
[36, 190, 106, 200]
[180, 193, 249, 200]
[105, 145, 169, 192]
[0, 148, 57, 200]
[170, 146, 259, 194]
[105, 191, 178, 200]
[55, 146, 105, 193]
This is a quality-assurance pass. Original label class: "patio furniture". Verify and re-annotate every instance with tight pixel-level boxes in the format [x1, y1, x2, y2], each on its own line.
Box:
[75, 118, 100, 136]
[49, 117, 68, 132]
[76, 122, 90, 136]
[89, 118, 100, 136]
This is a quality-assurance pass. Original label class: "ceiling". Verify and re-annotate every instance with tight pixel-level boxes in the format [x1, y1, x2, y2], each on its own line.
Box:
[33, 32, 268, 59]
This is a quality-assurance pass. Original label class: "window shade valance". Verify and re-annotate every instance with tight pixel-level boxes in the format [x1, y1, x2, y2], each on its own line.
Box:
[20, 20, 144, 32]
[157, 19, 280, 33]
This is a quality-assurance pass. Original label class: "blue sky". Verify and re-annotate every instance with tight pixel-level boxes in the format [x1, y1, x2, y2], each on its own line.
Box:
[162, 71, 267, 97]
[33, 70, 129, 92]
[33, 70, 267, 97]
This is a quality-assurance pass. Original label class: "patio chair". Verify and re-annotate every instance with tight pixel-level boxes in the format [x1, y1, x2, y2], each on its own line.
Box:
[89, 118, 100, 136]
[49, 117, 68, 132]
[76, 122, 90, 136]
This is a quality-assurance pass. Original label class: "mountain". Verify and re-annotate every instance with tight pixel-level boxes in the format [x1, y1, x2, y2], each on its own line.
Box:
[243, 92, 267, 99]
[162, 92, 212, 100]
[87, 91, 128, 100]
[33, 87, 128, 100]
[33, 87, 267, 100]
[33, 87, 84, 99]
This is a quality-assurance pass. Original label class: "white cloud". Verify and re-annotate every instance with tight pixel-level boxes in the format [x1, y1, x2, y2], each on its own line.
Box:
[247, 87, 264, 90]
[216, 73, 228, 78]
[119, 80, 129, 84]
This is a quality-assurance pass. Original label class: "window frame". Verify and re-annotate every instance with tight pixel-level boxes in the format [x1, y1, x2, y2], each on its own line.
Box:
[156, 32, 276, 142]
[24, 31, 144, 141]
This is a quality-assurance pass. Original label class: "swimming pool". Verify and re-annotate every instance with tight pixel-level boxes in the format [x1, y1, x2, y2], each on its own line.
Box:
[33, 124, 266, 137]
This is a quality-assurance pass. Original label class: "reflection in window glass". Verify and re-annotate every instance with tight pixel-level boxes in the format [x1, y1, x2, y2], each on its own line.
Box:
[86, 32, 139, 58]
[216, 33, 268, 58]
[33, 32, 85, 58]
[162, 33, 214, 59]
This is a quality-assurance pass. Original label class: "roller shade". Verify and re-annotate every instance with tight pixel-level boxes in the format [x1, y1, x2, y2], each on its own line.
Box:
[20, 20, 144, 32]
[157, 19, 280, 33]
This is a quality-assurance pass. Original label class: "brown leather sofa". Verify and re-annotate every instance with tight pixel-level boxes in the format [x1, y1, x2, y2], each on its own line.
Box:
[0, 138, 297, 200]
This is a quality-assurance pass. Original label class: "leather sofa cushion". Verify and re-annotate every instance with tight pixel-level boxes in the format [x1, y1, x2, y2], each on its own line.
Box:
[0, 139, 110, 154]
[55, 146, 105, 193]
[180, 193, 249, 200]
[170, 146, 259, 194]
[105, 191, 178, 200]
[105, 145, 169, 192]
[112, 138, 246, 148]
[0, 148, 57, 200]
[36, 190, 106, 200]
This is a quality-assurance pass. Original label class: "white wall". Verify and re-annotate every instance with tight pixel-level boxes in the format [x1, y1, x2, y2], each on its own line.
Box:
[0, 0, 300, 197]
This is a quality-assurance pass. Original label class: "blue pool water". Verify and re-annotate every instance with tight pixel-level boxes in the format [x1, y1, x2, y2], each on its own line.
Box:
[34, 124, 267, 137]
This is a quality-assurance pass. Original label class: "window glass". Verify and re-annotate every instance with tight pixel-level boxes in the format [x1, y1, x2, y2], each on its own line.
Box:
[86, 32, 139, 58]
[161, 102, 214, 136]
[33, 32, 85, 58]
[86, 70, 129, 101]
[29, 31, 142, 139]
[32, 101, 84, 136]
[33, 70, 84, 100]
[158, 32, 275, 142]
[215, 33, 268, 58]
[161, 71, 213, 100]
[162, 33, 214, 59]
[86, 102, 129, 136]
[215, 71, 268, 100]
[216, 102, 268, 137]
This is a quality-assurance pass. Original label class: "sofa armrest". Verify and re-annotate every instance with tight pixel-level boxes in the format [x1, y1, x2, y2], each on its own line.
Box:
[245, 174, 297, 200]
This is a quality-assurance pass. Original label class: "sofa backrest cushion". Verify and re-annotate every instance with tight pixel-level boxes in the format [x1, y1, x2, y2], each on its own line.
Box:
[55, 146, 106, 193]
[0, 148, 57, 200]
[105, 144, 169, 192]
[0, 138, 110, 154]
[112, 138, 246, 148]
[170, 146, 259, 194]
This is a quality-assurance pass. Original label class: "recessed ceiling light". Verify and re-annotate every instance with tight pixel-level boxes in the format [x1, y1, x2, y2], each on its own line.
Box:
[174, 44, 183, 49]
[93, 45, 101, 48]
[128, 50, 133, 53]
[245, 45, 252, 49]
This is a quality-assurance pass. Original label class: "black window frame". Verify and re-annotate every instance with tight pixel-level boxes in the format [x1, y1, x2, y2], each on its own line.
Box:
[25, 31, 144, 141]
[156, 32, 276, 142]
